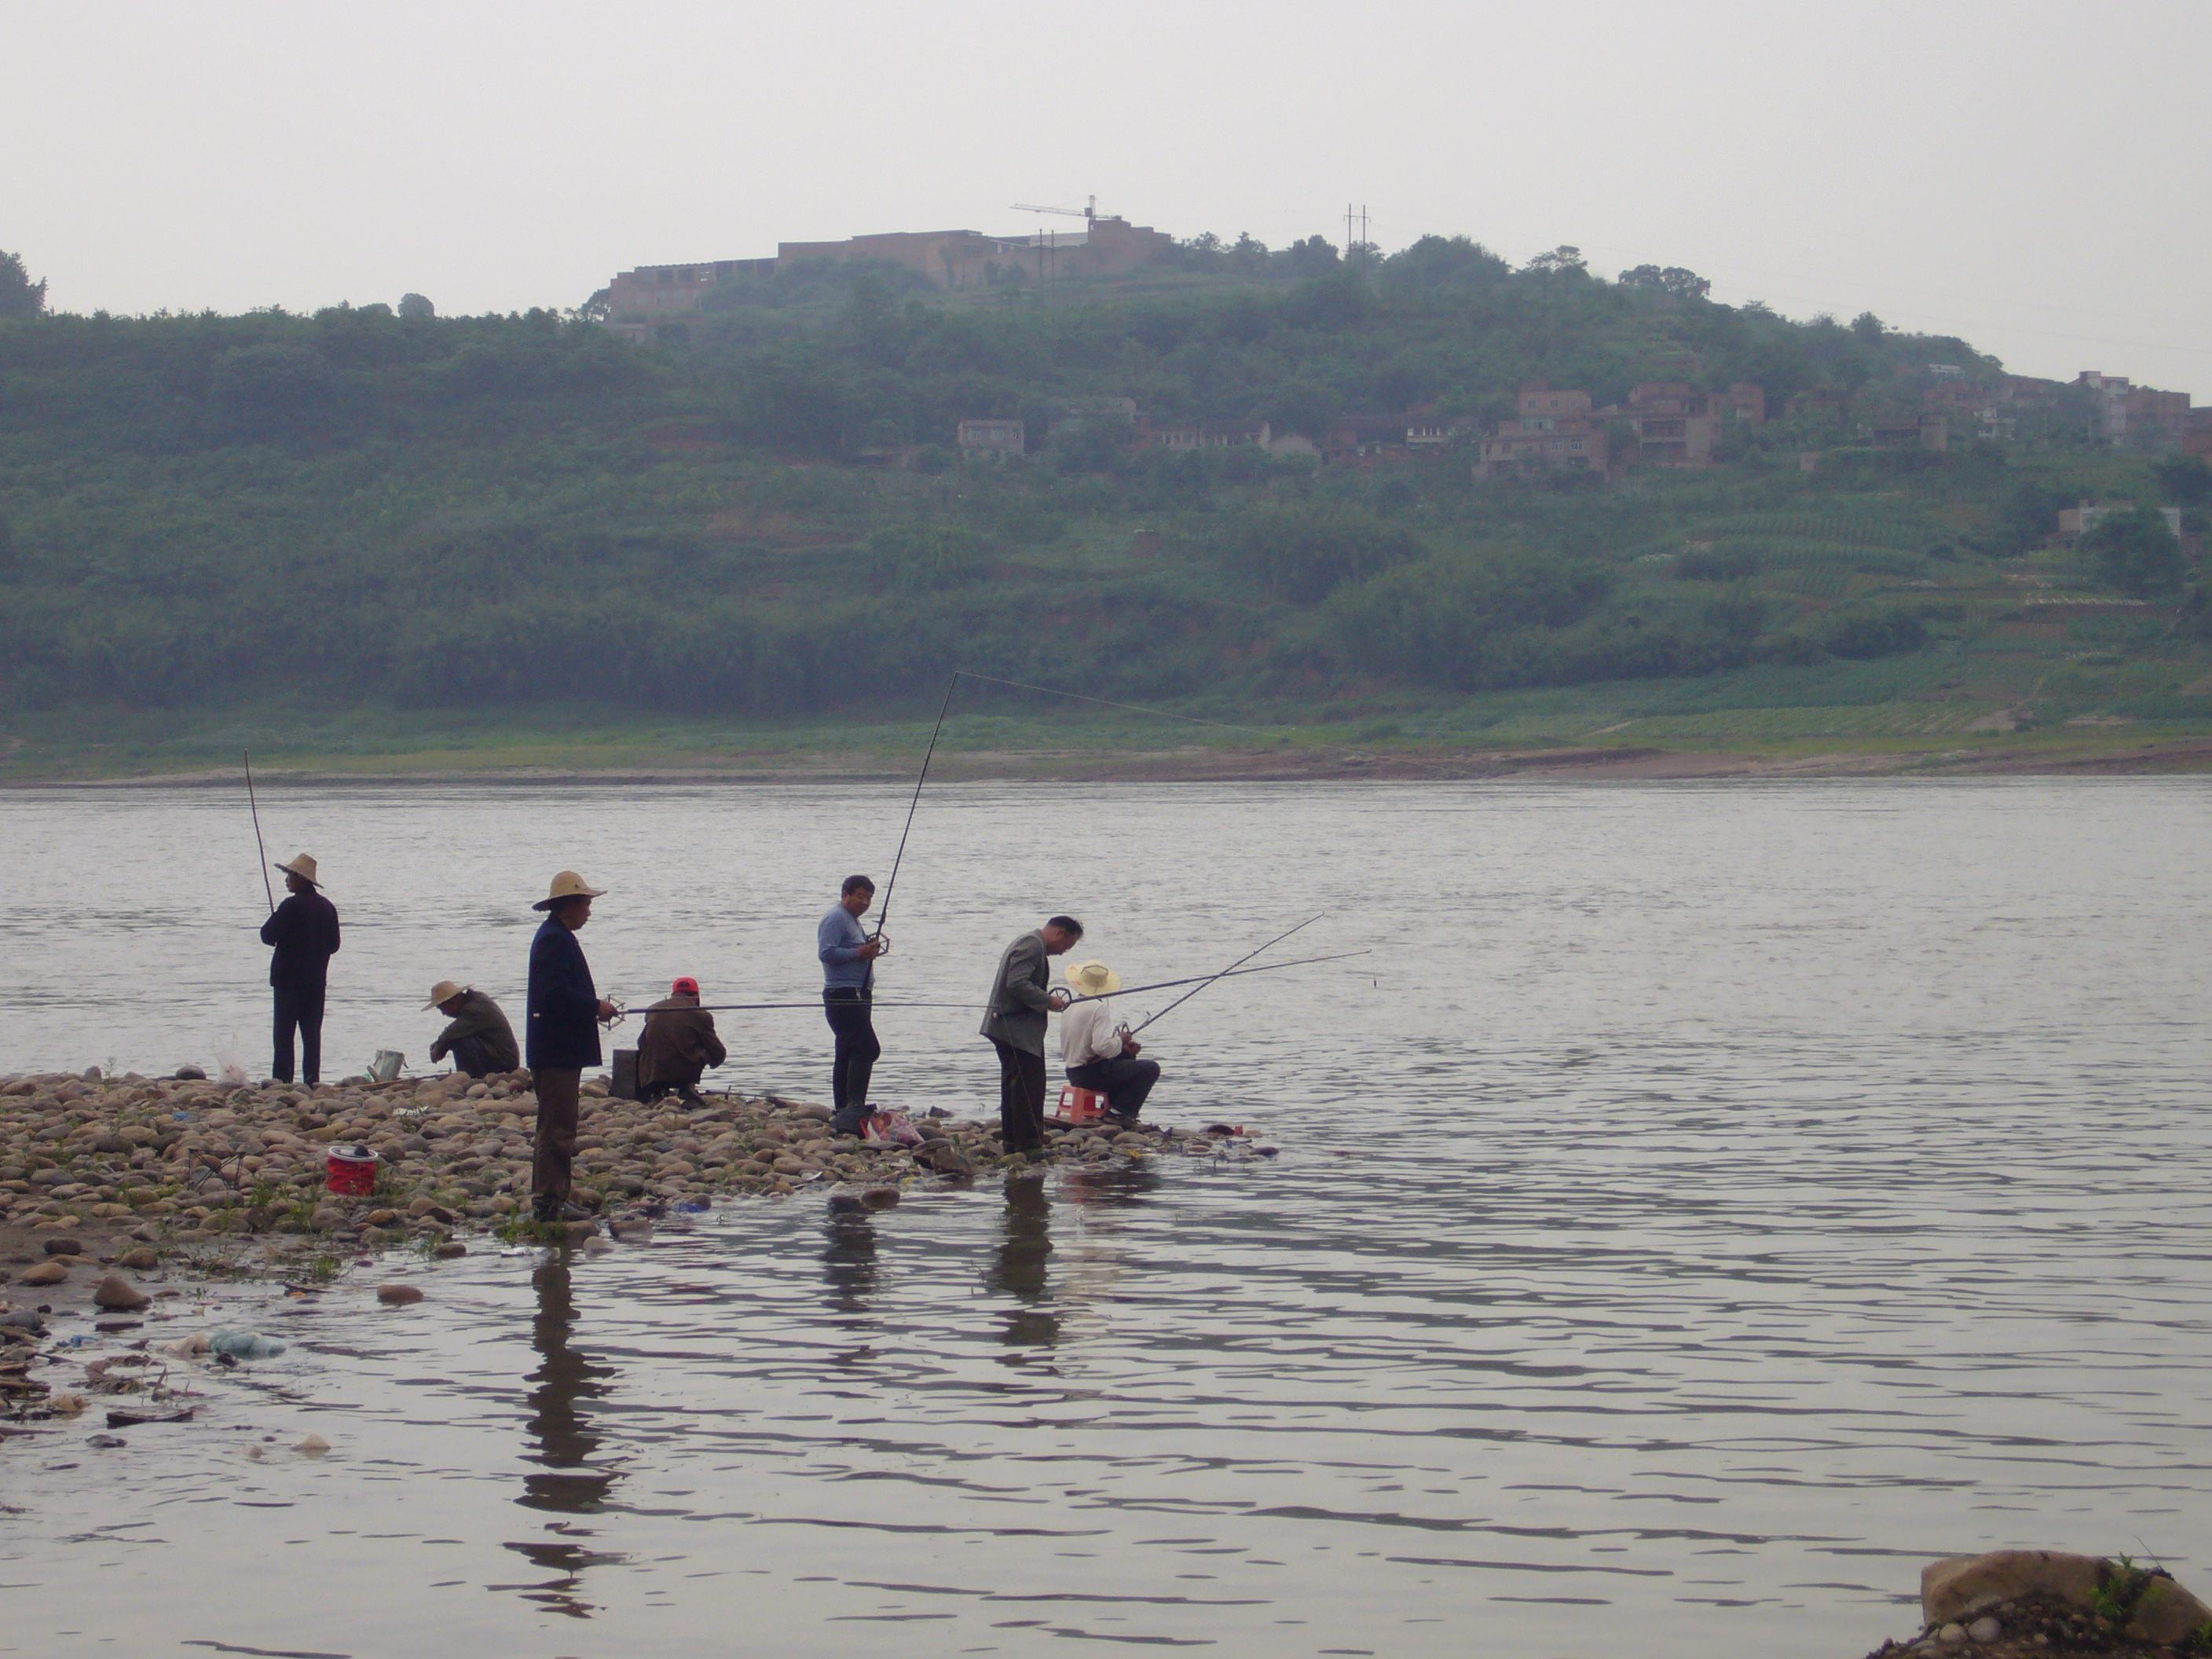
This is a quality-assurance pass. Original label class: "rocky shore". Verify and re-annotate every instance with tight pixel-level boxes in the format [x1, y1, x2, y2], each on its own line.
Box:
[1, 1065, 1273, 1425]
[1863, 1551, 2212, 1657]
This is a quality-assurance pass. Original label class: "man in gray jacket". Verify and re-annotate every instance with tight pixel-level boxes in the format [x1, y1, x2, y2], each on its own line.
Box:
[980, 915, 1082, 1155]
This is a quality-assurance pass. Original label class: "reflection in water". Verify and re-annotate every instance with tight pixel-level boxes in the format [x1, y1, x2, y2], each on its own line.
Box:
[1060, 1162, 1163, 1210]
[986, 1172, 1058, 1350]
[506, 1255, 621, 1620]
[822, 1210, 878, 1317]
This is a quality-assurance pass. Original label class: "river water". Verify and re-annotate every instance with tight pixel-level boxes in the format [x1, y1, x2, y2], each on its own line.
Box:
[3, 779, 2210, 1657]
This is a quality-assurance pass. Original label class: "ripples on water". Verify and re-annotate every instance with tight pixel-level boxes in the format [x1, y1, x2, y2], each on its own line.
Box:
[3, 780, 2210, 1657]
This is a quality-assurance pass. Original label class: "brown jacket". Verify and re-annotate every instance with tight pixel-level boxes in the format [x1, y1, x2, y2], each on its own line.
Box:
[637, 992, 727, 1090]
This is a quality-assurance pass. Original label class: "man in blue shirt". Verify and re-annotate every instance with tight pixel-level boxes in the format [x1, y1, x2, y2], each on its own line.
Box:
[527, 870, 618, 1223]
[819, 874, 887, 1137]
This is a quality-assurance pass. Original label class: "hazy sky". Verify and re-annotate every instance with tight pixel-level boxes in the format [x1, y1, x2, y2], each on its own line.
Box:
[9, 0, 2210, 394]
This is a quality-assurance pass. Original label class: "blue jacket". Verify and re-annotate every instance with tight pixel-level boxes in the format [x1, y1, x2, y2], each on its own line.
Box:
[818, 904, 874, 993]
[259, 890, 340, 991]
[526, 915, 602, 1070]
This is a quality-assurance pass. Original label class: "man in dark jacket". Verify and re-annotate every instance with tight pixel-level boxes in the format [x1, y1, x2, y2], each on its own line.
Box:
[426, 980, 519, 1078]
[637, 976, 727, 1105]
[526, 870, 618, 1222]
[259, 853, 340, 1086]
[980, 915, 1081, 1155]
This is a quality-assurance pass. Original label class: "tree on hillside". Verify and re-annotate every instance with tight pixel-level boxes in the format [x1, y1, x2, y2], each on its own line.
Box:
[0, 250, 46, 319]
[397, 292, 435, 320]
[1618, 263, 1711, 300]
[1284, 234, 1340, 276]
[1523, 245, 1588, 280]
[1850, 311, 1887, 342]
[2082, 505, 2185, 596]
[1381, 235, 1510, 291]
[1229, 233, 1270, 273]
[2152, 452, 2212, 504]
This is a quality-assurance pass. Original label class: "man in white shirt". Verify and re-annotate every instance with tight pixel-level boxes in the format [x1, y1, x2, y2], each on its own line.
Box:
[1059, 960, 1162, 1126]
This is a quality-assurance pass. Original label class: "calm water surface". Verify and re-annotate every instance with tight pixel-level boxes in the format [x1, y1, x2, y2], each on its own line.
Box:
[2, 779, 2210, 1657]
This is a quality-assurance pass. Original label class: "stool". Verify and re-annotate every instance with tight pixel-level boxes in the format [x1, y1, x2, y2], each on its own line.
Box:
[1055, 1084, 1109, 1124]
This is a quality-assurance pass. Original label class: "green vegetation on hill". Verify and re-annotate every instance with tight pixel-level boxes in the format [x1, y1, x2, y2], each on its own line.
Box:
[1, 241, 2208, 777]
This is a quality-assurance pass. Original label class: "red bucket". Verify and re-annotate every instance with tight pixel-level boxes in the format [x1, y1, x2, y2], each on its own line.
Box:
[326, 1144, 379, 1197]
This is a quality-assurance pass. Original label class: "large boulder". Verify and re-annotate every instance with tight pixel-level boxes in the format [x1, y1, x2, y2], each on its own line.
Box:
[1921, 1551, 2106, 1624]
[2133, 1575, 2212, 1645]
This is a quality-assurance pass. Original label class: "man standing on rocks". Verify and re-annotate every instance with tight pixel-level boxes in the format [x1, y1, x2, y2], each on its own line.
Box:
[981, 916, 1081, 1156]
[425, 980, 518, 1079]
[636, 976, 726, 1107]
[526, 870, 618, 1223]
[819, 875, 887, 1137]
[259, 853, 339, 1087]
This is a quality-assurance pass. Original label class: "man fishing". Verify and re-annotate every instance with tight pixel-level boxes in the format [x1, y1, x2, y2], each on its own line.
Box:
[1060, 960, 1161, 1126]
[425, 980, 518, 1078]
[981, 915, 1081, 1156]
[636, 976, 726, 1107]
[819, 874, 886, 1137]
[526, 870, 618, 1224]
[259, 852, 339, 1087]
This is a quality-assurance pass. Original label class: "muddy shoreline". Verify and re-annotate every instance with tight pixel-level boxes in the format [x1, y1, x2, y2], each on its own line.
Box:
[9, 734, 2212, 789]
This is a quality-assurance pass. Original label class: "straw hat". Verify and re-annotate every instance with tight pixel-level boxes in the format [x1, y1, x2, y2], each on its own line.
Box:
[274, 852, 320, 887]
[533, 870, 606, 911]
[1068, 960, 1121, 997]
[424, 980, 467, 1011]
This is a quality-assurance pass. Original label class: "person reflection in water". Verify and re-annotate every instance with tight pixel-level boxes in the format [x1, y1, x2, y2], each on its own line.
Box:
[822, 1208, 879, 1318]
[986, 1170, 1058, 1352]
[507, 1257, 621, 1621]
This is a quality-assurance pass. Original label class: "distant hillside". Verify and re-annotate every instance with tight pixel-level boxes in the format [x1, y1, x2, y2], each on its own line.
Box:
[1, 241, 2208, 776]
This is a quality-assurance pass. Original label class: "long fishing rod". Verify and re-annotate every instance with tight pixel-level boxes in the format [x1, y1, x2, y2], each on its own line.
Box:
[872, 671, 960, 944]
[622, 952, 1367, 1016]
[1068, 948, 1370, 1005]
[1127, 913, 1321, 1038]
[244, 749, 276, 914]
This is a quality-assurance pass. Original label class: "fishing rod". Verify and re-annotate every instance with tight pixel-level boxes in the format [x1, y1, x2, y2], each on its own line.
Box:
[1067, 948, 1371, 1005]
[871, 670, 960, 946]
[244, 749, 276, 914]
[624, 951, 1366, 1016]
[1127, 913, 1321, 1038]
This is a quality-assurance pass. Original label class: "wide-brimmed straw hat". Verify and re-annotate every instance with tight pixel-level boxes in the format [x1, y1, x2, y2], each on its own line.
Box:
[533, 870, 606, 911]
[424, 980, 467, 1010]
[274, 853, 320, 887]
[1068, 960, 1121, 997]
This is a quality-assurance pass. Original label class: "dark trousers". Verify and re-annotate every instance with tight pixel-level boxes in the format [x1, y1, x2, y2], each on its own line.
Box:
[823, 991, 881, 1130]
[992, 1039, 1047, 1152]
[272, 983, 325, 1086]
[533, 1068, 582, 1215]
[1068, 1053, 1163, 1120]
[449, 1035, 498, 1079]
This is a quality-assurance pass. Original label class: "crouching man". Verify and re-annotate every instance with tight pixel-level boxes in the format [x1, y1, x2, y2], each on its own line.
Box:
[637, 976, 727, 1107]
[425, 980, 518, 1079]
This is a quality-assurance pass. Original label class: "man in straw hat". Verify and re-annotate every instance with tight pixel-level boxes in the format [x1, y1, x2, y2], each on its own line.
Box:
[526, 870, 619, 1223]
[636, 976, 726, 1107]
[980, 915, 1082, 1155]
[1060, 960, 1161, 1126]
[258, 853, 340, 1086]
[425, 980, 518, 1079]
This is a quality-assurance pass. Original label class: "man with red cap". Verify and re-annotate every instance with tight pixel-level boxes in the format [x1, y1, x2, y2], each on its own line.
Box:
[636, 976, 727, 1107]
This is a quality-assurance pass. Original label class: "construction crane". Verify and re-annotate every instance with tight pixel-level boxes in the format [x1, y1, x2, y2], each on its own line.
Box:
[1012, 195, 1100, 226]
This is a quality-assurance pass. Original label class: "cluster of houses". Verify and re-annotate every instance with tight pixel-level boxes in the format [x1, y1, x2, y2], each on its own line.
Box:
[932, 360, 2208, 480]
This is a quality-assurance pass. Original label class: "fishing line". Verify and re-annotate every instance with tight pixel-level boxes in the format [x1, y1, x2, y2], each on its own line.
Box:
[1127, 913, 1322, 1037]
[244, 749, 276, 914]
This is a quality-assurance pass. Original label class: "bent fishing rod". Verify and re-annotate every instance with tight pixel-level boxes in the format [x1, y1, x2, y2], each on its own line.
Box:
[244, 749, 276, 914]
[1127, 913, 1321, 1038]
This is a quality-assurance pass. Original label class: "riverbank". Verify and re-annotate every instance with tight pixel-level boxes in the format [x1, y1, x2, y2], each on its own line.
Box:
[0, 1067, 1254, 1256]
